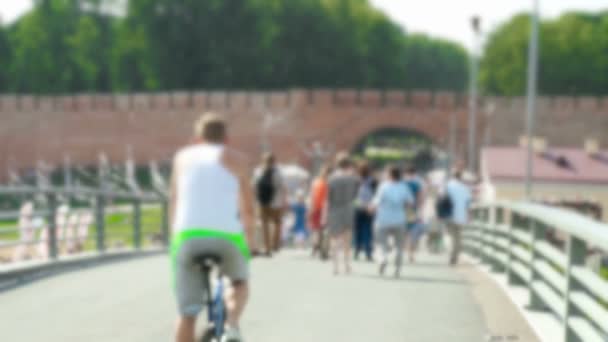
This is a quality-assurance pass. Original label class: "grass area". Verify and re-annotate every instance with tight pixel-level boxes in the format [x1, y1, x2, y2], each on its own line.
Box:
[0, 206, 164, 250]
[0, 220, 19, 240]
[101, 206, 163, 248]
[0, 221, 17, 228]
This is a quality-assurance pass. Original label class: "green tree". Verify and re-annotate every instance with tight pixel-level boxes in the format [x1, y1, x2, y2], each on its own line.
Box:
[0, 25, 11, 92]
[480, 11, 608, 96]
[364, 16, 409, 88]
[9, 5, 62, 93]
[111, 22, 158, 91]
[65, 16, 100, 91]
[404, 34, 468, 91]
[127, 0, 275, 90]
[4, 0, 471, 93]
[8, 0, 116, 93]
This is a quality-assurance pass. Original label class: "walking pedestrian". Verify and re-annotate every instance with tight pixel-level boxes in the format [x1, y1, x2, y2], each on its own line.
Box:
[403, 166, 425, 263]
[423, 181, 443, 254]
[369, 166, 414, 278]
[446, 170, 472, 265]
[326, 153, 359, 275]
[290, 190, 309, 248]
[253, 153, 287, 256]
[354, 161, 376, 261]
[308, 165, 331, 258]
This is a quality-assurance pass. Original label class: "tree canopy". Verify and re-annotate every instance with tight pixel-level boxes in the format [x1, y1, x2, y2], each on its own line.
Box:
[480, 11, 608, 96]
[0, 0, 469, 94]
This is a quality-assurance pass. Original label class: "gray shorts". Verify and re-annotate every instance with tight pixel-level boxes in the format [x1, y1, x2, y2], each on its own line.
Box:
[327, 207, 355, 236]
[174, 238, 249, 317]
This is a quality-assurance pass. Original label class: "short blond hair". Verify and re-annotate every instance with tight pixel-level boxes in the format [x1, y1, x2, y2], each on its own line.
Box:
[194, 112, 227, 143]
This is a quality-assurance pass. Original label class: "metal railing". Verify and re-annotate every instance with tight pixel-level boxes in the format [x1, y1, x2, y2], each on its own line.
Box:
[463, 201, 608, 342]
[0, 186, 169, 263]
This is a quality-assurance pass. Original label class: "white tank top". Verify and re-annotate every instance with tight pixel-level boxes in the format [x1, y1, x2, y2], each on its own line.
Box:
[172, 144, 243, 234]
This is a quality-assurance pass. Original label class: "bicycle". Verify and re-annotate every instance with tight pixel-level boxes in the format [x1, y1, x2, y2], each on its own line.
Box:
[194, 254, 227, 342]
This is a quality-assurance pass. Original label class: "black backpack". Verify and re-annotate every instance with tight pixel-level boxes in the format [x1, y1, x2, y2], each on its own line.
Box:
[436, 195, 453, 219]
[256, 168, 276, 206]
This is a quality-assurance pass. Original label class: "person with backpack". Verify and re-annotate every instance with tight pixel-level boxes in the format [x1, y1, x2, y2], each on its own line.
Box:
[403, 166, 425, 263]
[430, 171, 456, 255]
[354, 161, 377, 261]
[253, 153, 287, 256]
[369, 165, 414, 278]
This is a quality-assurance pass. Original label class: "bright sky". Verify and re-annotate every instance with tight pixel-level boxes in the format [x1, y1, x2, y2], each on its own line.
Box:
[0, 0, 606, 50]
[370, 0, 607, 49]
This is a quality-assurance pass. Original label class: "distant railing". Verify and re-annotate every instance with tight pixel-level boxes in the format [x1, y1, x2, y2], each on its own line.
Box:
[0, 186, 169, 263]
[463, 201, 608, 342]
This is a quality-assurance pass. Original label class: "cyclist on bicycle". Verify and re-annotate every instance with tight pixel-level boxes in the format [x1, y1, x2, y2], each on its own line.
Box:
[170, 112, 256, 342]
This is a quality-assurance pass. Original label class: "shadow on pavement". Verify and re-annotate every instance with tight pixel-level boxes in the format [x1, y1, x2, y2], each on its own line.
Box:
[395, 260, 475, 269]
[351, 273, 468, 285]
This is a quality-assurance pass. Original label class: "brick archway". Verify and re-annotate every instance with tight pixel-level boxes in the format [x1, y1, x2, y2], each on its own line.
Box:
[326, 111, 446, 152]
[277, 102, 469, 166]
[349, 126, 434, 153]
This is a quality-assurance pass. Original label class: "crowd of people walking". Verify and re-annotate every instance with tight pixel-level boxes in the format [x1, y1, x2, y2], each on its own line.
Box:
[249, 149, 473, 276]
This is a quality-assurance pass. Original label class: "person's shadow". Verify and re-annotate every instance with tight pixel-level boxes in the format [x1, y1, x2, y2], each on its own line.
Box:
[352, 272, 468, 285]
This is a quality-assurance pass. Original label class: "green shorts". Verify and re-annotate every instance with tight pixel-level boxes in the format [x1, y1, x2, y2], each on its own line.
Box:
[171, 229, 251, 316]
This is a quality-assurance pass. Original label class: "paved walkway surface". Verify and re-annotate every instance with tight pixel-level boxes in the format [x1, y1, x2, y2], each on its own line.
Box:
[0, 250, 538, 342]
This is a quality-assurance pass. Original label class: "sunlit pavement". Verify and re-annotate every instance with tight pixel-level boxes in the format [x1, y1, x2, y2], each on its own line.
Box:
[0, 249, 537, 342]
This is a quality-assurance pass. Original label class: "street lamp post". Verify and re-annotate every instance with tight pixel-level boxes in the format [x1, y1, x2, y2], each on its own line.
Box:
[525, 0, 540, 199]
[468, 16, 482, 174]
[483, 103, 496, 148]
[446, 111, 457, 183]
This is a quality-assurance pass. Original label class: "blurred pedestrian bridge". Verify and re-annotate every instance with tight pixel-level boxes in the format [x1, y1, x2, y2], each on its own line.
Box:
[0, 185, 607, 342]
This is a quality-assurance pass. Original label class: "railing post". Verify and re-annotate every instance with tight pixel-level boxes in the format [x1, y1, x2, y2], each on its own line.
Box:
[482, 207, 494, 264]
[466, 208, 475, 255]
[480, 207, 493, 266]
[474, 208, 484, 258]
[494, 206, 506, 272]
[46, 191, 58, 260]
[506, 212, 515, 283]
[488, 205, 502, 272]
[469, 208, 480, 257]
[161, 198, 170, 247]
[95, 194, 106, 252]
[133, 197, 142, 249]
[564, 235, 586, 342]
[477, 207, 488, 264]
[507, 213, 526, 285]
[529, 219, 546, 310]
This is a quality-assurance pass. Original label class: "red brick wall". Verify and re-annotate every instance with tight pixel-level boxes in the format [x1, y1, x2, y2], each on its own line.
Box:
[1, 89, 607, 180]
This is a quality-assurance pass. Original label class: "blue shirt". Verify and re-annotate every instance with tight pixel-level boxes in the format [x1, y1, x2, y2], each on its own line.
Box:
[372, 181, 414, 229]
[405, 178, 422, 199]
[446, 179, 472, 225]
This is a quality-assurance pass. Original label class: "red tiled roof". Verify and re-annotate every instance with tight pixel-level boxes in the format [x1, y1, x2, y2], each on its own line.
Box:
[482, 147, 608, 184]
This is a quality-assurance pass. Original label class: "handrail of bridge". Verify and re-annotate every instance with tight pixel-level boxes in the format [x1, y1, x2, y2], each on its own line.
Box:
[0, 186, 169, 285]
[463, 201, 608, 342]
